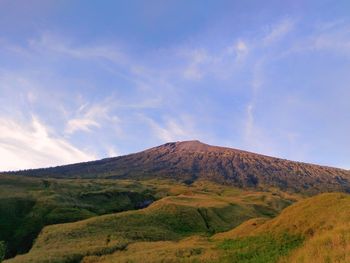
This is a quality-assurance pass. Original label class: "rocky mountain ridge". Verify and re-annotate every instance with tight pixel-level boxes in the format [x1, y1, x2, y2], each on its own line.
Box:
[7, 140, 350, 194]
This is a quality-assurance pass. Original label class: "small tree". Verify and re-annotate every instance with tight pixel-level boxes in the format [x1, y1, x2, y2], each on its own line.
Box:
[42, 179, 51, 188]
[0, 241, 6, 262]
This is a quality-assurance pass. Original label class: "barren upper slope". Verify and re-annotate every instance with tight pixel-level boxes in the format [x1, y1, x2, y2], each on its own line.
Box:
[8, 140, 350, 193]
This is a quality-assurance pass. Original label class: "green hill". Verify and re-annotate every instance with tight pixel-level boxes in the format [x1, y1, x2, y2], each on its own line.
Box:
[0, 175, 155, 259]
[6, 192, 347, 263]
[212, 192, 350, 263]
[4, 180, 296, 263]
[2, 171, 349, 262]
[80, 193, 350, 263]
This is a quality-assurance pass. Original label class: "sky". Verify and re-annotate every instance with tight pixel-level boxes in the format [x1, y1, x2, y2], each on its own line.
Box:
[0, 0, 350, 171]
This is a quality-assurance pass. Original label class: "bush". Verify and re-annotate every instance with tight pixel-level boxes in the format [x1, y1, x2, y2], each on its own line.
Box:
[0, 241, 6, 262]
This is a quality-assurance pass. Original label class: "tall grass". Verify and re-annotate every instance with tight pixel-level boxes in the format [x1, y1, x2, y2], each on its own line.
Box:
[218, 233, 304, 263]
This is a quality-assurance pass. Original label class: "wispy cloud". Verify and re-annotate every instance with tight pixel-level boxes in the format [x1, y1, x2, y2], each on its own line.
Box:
[278, 19, 350, 58]
[65, 102, 116, 135]
[263, 18, 295, 45]
[65, 118, 100, 135]
[143, 115, 201, 142]
[106, 146, 119, 157]
[1, 13, 349, 169]
[226, 39, 249, 59]
[28, 33, 126, 64]
[183, 49, 209, 80]
[0, 116, 95, 171]
[241, 60, 278, 156]
[181, 39, 250, 81]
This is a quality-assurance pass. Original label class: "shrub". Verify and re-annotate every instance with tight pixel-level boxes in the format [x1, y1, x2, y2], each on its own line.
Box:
[0, 241, 6, 262]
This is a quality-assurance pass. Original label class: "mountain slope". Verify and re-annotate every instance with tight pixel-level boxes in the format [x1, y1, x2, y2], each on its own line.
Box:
[7, 140, 350, 194]
[214, 193, 350, 263]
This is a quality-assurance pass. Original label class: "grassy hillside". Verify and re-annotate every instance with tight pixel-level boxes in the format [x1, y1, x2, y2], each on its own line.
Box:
[4, 180, 297, 263]
[5, 175, 347, 263]
[216, 193, 350, 263]
[8, 192, 347, 263]
[275, 193, 350, 263]
[0, 175, 156, 259]
[206, 193, 350, 263]
[78, 193, 350, 263]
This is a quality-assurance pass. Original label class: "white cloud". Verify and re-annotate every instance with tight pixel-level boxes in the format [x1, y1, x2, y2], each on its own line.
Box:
[311, 32, 350, 55]
[148, 119, 187, 142]
[0, 116, 95, 171]
[27, 91, 37, 104]
[182, 40, 250, 81]
[28, 33, 126, 64]
[65, 102, 118, 135]
[242, 102, 277, 156]
[278, 20, 350, 59]
[183, 49, 209, 80]
[144, 116, 200, 142]
[241, 60, 277, 156]
[106, 146, 119, 157]
[65, 118, 100, 134]
[263, 18, 295, 45]
[244, 103, 255, 140]
[226, 40, 249, 58]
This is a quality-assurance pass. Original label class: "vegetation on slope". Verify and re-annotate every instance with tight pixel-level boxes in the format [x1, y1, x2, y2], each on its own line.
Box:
[214, 193, 350, 263]
[0, 175, 155, 259]
[5, 175, 348, 263]
[5, 180, 297, 263]
[71, 193, 350, 263]
[276, 193, 350, 263]
[0, 242, 5, 262]
[217, 233, 303, 263]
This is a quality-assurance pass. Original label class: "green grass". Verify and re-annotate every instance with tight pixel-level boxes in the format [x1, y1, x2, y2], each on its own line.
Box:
[88, 193, 350, 263]
[0, 175, 156, 259]
[3, 179, 298, 262]
[218, 233, 304, 263]
[216, 193, 350, 263]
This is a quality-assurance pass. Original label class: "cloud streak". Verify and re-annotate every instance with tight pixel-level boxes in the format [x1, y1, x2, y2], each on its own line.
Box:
[0, 13, 349, 170]
[263, 18, 295, 45]
[0, 116, 95, 171]
[65, 103, 114, 135]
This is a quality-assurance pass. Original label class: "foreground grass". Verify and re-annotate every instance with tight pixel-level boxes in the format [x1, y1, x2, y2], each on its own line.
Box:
[0, 175, 156, 258]
[79, 193, 350, 263]
[218, 233, 303, 263]
[4, 179, 297, 262]
[5, 176, 349, 263]
[217, 193, 350, 263]
[276, 193, 350, 263]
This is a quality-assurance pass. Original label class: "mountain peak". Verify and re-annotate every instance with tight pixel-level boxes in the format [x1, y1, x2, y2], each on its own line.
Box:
[158, 140, 226, 153]
[168, 140, 209, 150]
[7, 141, 350, 194]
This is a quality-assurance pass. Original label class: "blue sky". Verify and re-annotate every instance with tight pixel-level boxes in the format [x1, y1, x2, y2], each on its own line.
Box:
[0, 0, 350, 170]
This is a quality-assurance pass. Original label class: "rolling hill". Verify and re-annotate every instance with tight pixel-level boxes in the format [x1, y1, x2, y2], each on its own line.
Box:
[6, 191, 350, 263]
[7, 140, 350, 194]
[3, 181, 299, 263]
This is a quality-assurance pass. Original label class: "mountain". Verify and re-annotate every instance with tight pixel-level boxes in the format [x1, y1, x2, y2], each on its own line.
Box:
[7, 140, 350, 194]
